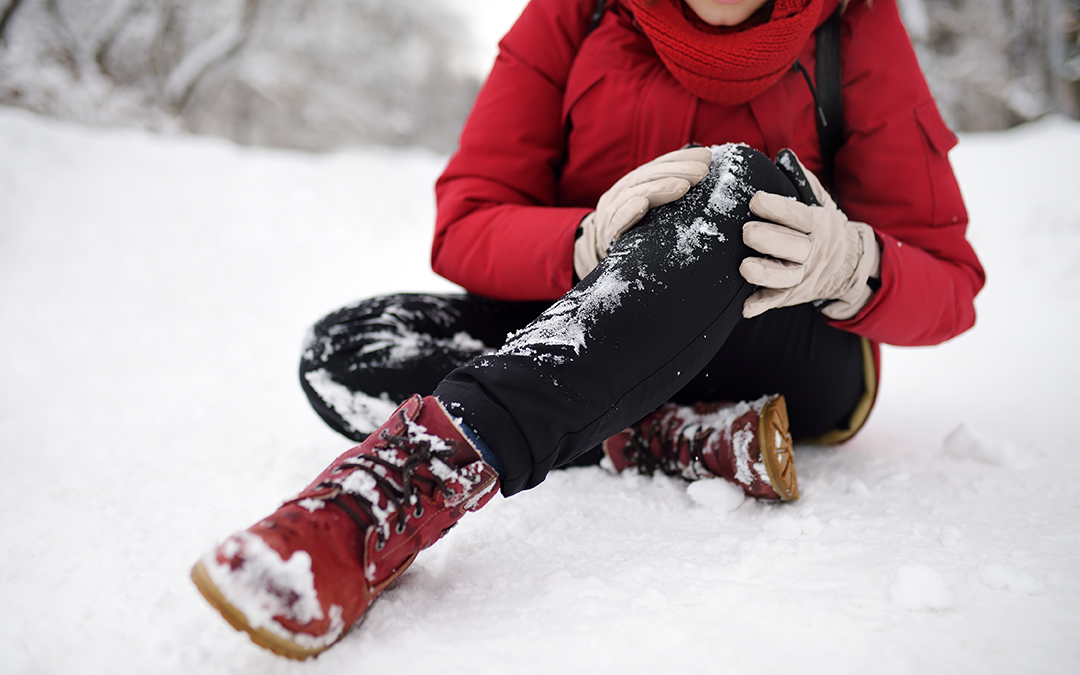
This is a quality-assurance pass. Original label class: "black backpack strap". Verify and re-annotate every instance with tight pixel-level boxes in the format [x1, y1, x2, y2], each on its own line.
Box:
[815, 6, 844, 191]
[587, 0, 607, 36]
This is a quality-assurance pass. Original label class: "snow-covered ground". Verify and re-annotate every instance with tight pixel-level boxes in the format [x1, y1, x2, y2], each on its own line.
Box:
[2, 103, 1080, 674]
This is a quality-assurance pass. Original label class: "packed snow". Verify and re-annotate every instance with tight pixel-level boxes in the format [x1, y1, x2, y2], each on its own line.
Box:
[2, 106, 1080, 675]
[201, 532, 335, 643]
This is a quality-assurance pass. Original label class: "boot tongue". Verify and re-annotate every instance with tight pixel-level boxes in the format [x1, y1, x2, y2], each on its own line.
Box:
[334, 406, 484, 526]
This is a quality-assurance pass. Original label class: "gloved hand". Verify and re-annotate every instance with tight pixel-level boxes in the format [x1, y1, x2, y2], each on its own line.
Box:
[739, 150, 880, 320]
[574, 146, 712, 280]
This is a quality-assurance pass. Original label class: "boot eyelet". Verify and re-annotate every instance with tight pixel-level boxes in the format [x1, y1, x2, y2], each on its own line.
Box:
[395, 522, 407, 534]
[413, 505, 424, 518]
[375, 538, 385, 551]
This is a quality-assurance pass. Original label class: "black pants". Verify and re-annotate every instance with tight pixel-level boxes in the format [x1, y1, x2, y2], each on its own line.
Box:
[300, 146, 865, 495]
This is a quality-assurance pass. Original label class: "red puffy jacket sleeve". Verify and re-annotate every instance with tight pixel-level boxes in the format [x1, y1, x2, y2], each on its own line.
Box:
[432, 0, 595, 301]
[825, 0, 985, 346]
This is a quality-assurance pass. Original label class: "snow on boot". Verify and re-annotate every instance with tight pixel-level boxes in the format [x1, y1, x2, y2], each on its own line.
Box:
[190, 394, 500, 660]
[603, 395, 798, 501]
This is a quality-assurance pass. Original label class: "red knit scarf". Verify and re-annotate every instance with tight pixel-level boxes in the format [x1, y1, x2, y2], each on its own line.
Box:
[628, 0, 824, 105]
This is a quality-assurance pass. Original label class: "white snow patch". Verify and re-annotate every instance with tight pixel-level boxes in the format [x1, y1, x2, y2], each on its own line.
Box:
[673, 216, 726, 263]
[304, 368, 399, 435]
[4, 109, 1080, 674]
[939, 526, 964, 547]
[732, 425, 757, 487]
[498, 267, 631, 362]
[848, 479, 871, 496]
[338, 469, 398, 532]
[686, 479, 746, 513]
[297, 498, 326, 513]
[890, 564, 953, 610]
[943, 423, 1020, 467]
[202, 532, 327, 630]
[980, 564, 1046, 595]
[761, 514, 804, 539]
[706, 144, 752, 216]
[761, 514, 823, 539]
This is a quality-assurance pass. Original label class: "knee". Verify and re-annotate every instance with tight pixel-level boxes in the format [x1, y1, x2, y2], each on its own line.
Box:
[615, 144, 794, 267]
[703, 144, 796, 210]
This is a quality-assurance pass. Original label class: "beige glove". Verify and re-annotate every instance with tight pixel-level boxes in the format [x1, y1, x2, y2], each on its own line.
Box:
[574, 146, 712, 280]
[739, 154, 880, 320]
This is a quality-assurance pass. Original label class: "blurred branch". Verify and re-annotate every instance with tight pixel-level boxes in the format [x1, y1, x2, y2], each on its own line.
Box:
[0, 0, 26, 45]
[43, 0, 79, 76]
[162, 0, 259, 110]
[93, 0, 138, 78]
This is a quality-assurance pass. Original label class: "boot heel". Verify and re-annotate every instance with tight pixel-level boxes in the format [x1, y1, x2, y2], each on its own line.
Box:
[759, 395, 798, 501]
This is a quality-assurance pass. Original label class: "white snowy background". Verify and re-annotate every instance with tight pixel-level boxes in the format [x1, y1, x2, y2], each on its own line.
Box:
[2, 3, 1080, 674]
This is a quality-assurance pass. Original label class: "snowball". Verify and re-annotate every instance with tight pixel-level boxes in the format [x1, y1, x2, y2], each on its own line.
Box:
[848, 478, 870, 496]
[939, 526, 964, 547]
[1010, 573, 1046, 596]
[890, 564, 953, 610]
[980, 564, 1046, 595]
[686, 479, 745, 513]
[799, 515, 825, 538]
[761, 514, 804, 539]
[943, 424, 1019, 467]
[980, 563, 1015, 590]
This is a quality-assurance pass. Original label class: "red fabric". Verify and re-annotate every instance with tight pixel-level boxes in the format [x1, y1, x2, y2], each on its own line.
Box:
[630, 0, 823, 105]
[432, 0, 985, 374]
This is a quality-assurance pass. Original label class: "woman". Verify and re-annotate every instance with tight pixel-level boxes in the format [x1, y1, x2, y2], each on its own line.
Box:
[192, 0, 984, 659]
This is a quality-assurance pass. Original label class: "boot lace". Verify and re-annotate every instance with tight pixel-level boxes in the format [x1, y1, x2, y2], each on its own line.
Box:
[622, 417, 714, 481]
[317, 408, 461, 550]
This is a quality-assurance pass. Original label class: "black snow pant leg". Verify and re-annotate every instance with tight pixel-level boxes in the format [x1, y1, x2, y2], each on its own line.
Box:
[299, 293, 551, 440]
[434, 144, 862, 496]
[673, 302, 865, 440]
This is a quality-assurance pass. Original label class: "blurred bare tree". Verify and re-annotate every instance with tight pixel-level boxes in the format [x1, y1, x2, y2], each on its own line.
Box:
[0, 0, 480, 151]
[1, 0, 1078, 149]
[898, 0, 1080, 130]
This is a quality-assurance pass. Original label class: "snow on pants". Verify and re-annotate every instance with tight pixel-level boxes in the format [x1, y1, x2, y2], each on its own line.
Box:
[300, 145, 866, 496]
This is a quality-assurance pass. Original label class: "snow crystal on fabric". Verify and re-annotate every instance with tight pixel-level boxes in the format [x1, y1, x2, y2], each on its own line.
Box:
[321, 403, 490, 543]
[674, 217, 726, 262]
[491, 144, 759, 366]
[303, 368, 398, 434]
[203, 531, 344, 648]
[297, 498, 325, 513]
[647, 143, 753, 268]
[706, 144, 751, 216]
[339, 468, 397, 528]
[666, 395, 774, 486]
[402, 414, 487, 508]
[732, 425, 756, 486]
[496, 267, 632, 364]
[303, 299, 488, 370]
[354, 328, 487, 369]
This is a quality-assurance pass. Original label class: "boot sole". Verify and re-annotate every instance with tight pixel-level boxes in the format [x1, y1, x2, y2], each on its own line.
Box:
[191, 560, 333, 661]
[759, 395, 799, 501]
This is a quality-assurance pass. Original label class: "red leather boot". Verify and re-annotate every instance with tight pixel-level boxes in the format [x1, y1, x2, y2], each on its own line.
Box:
[191, 394, 500, 659]
[603, 395, 798, 501]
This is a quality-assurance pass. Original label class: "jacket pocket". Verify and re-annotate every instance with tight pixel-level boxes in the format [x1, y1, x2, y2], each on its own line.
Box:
[914, 100, 965, 226]
[915, 100, 957, 156]
[562, 53, 609, 123]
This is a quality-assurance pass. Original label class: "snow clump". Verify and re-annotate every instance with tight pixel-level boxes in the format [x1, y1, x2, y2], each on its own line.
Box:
[890, 564, 954, 610]
[943, 423, 1019, 467]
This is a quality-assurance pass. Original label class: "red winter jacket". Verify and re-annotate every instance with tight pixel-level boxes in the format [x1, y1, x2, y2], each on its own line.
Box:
[433, 0, 985, 362]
